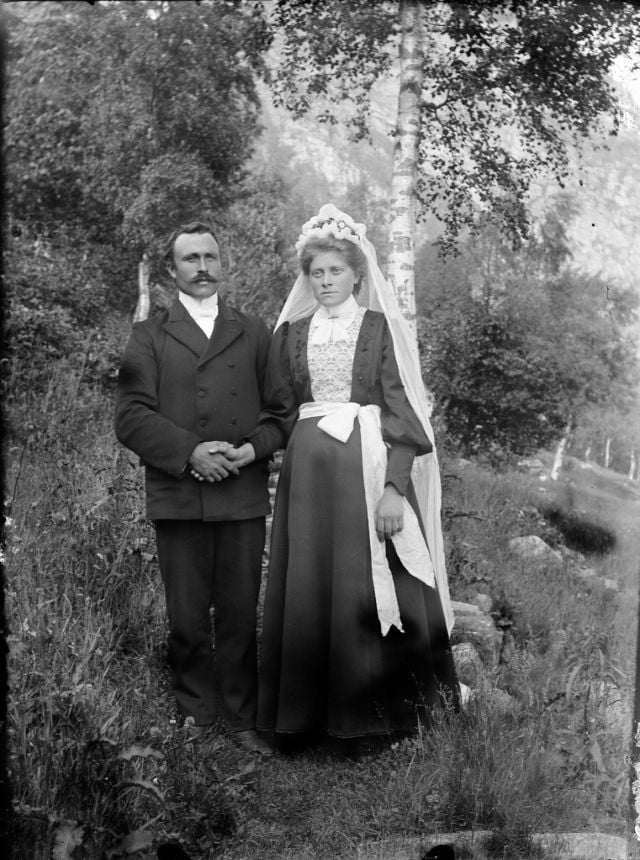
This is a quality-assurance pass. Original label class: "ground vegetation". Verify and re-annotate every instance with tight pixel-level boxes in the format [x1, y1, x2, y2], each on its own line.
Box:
[3, 3, 640, 857]
[5, 339, 637, 856]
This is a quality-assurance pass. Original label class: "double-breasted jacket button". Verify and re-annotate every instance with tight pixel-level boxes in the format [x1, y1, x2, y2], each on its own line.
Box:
[197, 389, 206, 398]
[199, 418, 206, 427]
[230, 388, 237, 396]
[226, 360, 235, 368]
[230, 417, 238, 426]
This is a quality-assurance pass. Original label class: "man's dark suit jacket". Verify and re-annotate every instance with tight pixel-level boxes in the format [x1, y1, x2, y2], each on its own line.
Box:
[115, 297, 281, 521]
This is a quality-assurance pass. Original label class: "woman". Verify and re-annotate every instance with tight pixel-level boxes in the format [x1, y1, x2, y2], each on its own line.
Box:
[253, 204, 458, 744]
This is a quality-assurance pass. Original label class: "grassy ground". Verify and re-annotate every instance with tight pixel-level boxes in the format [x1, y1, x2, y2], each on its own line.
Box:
[5, 357, 639, 859]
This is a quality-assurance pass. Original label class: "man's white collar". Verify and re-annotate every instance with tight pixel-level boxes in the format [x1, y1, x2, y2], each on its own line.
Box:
[178, 291, 219, 316]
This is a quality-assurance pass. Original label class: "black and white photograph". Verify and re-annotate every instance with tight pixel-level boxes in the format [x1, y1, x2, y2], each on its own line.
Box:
[2, 2, 640, 858]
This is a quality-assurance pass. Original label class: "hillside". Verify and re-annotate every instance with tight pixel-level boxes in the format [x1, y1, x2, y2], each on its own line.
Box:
[255, 54, 640, 298]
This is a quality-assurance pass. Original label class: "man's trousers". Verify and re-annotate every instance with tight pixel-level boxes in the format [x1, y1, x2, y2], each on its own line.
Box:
[154, 517, 265, 730]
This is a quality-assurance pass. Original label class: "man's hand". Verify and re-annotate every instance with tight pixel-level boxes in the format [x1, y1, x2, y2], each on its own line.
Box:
[226, 442, 256, 469]
[189, 441, 239, 482]
[375, 484, 404, 541]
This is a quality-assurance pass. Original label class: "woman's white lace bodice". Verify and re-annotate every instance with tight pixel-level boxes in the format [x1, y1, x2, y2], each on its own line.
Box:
[308, 308, 366, 402]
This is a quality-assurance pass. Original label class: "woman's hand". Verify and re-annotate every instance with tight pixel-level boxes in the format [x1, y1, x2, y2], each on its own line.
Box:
[375, 484, 404, 542]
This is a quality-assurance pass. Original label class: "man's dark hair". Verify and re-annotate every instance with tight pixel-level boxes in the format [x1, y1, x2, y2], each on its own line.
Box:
[163, 221, 220, 268]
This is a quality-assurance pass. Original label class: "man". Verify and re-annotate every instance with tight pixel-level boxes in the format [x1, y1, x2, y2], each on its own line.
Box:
[115, 221, 282, 755]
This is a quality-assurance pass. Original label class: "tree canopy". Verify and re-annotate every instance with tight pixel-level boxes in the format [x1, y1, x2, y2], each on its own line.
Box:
[269, 0, 640, 249]
[5, 0, 639, 471]
[5, 0, 271, 256]
[416, 204, 639, 460]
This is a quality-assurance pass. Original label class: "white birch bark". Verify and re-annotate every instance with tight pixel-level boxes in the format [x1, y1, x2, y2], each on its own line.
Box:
[133, 253, 150, 323]
[629, 448, 636, 481]
[387, 0, 425, 343]
[604, 436, 611, 469]
[550, 419, 573, 481]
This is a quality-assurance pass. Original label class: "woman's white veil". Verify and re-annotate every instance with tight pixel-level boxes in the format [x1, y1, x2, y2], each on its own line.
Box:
[275, 204, 454, 633]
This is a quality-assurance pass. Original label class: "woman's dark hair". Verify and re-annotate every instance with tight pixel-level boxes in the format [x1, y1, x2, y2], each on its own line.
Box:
[300, 237, 368, 294]
[162, 221, 219, 268]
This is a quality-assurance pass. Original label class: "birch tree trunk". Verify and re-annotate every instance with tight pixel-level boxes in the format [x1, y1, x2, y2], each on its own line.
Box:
[133, 253, 150, 323]
[604, 436, 611, 469]
[629, 448, 636, 481]
[550, 418, 573, 481]
[387, 0, 425, 343]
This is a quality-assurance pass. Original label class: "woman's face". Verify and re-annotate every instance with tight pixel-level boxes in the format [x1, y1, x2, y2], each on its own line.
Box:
[308, 251, 358, 308]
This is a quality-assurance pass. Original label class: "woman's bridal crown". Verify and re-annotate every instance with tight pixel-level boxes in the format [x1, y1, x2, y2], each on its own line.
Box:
[295, 203, 367, 257]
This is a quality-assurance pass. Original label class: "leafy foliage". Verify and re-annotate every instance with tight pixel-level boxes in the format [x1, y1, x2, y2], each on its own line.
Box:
[7, 372, 635, 855]
[216, 169, 298, 326]
[5, 0, 271, 252]
[420, 303, 564, 459]
[270, 0, 399, 139]
[3, 232, 128, 395]
[416, 207, 639, 460]
[269, 0, 640, 249]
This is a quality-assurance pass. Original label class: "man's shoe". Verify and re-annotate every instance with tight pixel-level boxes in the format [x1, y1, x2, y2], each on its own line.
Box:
[233, 729, 274, 756]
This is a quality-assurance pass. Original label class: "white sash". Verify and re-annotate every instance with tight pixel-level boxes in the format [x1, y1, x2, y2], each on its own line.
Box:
[298, 401, 436, 636]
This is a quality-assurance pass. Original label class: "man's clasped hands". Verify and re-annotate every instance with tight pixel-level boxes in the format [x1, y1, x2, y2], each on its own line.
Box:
[188, 441, 256, 483]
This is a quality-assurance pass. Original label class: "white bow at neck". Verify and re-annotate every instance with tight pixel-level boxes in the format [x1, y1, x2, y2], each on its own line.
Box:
[309, 295, 360, 344]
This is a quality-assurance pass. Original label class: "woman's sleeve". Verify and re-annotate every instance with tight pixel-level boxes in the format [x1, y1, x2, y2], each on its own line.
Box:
[379, 321, 433, 496]
[245, 323, 300, 457]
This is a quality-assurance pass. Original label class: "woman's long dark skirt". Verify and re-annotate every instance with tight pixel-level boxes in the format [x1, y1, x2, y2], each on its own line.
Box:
[257, 416, 458, 738]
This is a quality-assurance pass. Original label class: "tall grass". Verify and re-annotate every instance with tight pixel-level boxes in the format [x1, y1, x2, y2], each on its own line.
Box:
[5, 355, 638, 858]
[440, 460, 635, 834]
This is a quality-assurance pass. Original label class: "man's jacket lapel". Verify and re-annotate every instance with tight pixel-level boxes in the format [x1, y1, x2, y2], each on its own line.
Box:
[198, 298, 243, 366]
[162, 300, 208, 357]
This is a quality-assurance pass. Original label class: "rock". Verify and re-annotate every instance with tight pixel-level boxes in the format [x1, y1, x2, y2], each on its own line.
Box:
[558, 545, 586, 566]
[458, 682, 472, 708]
[534, 832, 628, 860]
[451, 600, 482, 615]
[470, 592, 493, 613]
[573, 568, 619, 592]
[482, 686, 518, 715]
[507, 535, 563, 567]
[452, 643, 484, 687]
[450, 601, 502, 667]
[355, 831, 628, 860]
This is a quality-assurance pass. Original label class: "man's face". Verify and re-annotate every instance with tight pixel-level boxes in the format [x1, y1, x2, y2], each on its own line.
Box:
[168, 231, 222, 299]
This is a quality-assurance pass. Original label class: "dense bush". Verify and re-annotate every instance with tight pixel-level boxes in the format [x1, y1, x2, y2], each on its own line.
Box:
[419, 307, 567, 460]
[416, 210, 639, 463]
[5, 1, 270, 254]
[4, 232, 129, 395]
